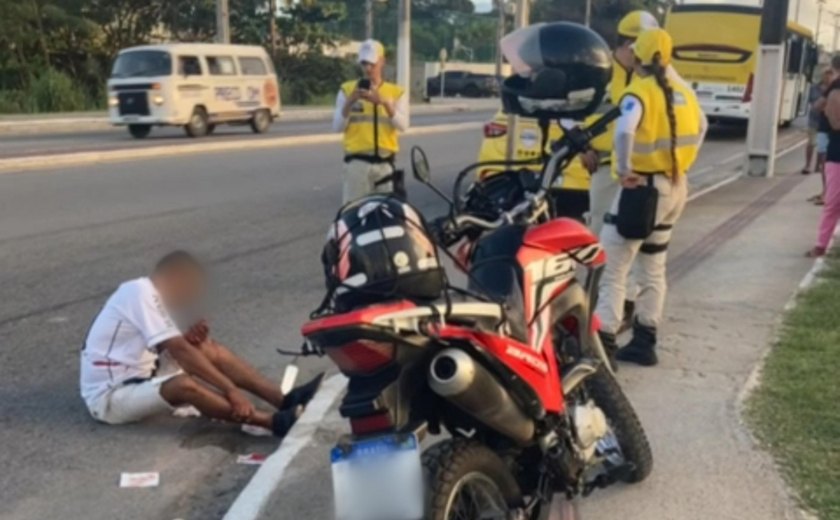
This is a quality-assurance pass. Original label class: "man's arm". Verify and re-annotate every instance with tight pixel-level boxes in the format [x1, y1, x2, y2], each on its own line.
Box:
[160, 337, 237, 393]
[826, 89, 840, 130]
[388, 93, 409, 132]
[332, 89, 349, 132]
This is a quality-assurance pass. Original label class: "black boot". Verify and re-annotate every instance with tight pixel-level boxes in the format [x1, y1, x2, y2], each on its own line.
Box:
[616, 321, 658, 366]
[598, 331, 619, 372]
[617, 300, 636, 334]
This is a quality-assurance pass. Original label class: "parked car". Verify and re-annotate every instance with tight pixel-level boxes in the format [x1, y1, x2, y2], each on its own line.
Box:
[107, 43, 281, 139]
[426, 71, 500, 98]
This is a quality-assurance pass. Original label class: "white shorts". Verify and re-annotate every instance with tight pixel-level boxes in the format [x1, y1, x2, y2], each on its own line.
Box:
[86, 362, 183, 425]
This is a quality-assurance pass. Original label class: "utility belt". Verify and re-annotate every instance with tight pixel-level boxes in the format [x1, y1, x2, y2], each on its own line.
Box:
[344, 154, 396, 165]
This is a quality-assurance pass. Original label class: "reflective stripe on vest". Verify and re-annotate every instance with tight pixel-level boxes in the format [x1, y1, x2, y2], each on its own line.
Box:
[341, 81, 403, 156]
[621, 75, 703, 176]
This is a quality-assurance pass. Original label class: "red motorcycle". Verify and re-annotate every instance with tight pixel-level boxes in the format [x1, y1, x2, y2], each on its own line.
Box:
[301, 107, 651, 519]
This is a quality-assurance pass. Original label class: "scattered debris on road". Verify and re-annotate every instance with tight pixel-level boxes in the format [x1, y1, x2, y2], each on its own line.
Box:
[237, 454, 268, 465]
[119, 472, 160, 488]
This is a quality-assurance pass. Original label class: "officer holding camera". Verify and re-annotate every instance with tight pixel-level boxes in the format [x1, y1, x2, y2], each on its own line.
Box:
[333, 40, 408, 204]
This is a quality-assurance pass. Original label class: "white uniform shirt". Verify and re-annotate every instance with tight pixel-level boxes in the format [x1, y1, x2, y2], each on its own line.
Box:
[79, 278, 181, 406]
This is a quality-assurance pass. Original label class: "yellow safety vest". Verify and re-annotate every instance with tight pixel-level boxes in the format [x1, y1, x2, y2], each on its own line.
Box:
[620, 75, 703, 176]
[341, 80, 404, 157]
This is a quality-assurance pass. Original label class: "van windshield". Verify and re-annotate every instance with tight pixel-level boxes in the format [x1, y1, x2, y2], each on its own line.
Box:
[111, 50, 172, 78]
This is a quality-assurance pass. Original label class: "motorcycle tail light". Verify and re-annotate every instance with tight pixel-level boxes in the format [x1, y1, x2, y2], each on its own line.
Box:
[484, 121, 507, 138]
[327, 340, 395, 374]
[350, 412, 394, 435]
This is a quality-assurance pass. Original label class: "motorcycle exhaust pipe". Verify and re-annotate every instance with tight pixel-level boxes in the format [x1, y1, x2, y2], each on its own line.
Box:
[428, 349, 535, 445]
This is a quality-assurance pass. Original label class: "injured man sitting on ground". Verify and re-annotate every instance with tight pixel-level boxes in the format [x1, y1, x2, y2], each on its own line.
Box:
[80, 250, 323, 437]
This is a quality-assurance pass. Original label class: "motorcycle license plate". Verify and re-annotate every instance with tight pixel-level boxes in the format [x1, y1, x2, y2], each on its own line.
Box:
[331, 433, 424, 520]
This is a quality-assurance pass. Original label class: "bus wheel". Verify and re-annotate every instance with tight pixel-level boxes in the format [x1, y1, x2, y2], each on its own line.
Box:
[185, 107, 209, 138]
[128, 124, 151, 139]
[250, 109, 271, 134]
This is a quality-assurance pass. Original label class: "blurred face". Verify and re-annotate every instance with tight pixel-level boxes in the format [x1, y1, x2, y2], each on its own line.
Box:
[823, 70, 835, 86]
[361, 58, 384, 83]
[615, 39, 636, 70]
[159, 267, 206, 310]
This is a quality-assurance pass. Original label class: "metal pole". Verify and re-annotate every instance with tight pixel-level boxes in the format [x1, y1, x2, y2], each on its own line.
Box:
[495, 0, 505, 79]
[585, 0, 592, 28]
[746, 0, 789, 178]
[216, 0, 230, 43]
[269, 0, 278, 57]
[365, 0, 374, 39]
[505, 0, 529, 161]
[397, 0, 411, 127]
[834, 13, 840, 52]
[815, 0, 824, 44]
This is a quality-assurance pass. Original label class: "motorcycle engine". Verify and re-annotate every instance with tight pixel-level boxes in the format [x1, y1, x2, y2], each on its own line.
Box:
[572, 400, 609, 461]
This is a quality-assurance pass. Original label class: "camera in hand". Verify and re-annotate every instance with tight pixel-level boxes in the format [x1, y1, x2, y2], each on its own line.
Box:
[357, 78, 371, 91]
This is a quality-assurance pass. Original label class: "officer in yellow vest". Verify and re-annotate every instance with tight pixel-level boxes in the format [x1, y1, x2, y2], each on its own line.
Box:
[333, 40, 408, 204]
[596, 28, 707, 367]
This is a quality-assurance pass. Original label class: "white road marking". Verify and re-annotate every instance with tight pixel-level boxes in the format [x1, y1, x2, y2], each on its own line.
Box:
[222, 373, 348, 520]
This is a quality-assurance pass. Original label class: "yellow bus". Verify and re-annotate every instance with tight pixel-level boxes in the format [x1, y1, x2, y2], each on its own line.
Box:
[665, 4, 819, 125]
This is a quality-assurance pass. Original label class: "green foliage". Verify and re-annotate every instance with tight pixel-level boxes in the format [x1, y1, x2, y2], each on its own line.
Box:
[531, 0, 663, 46]
[28, 68, 90, 112]
[276, 52, 356, 105]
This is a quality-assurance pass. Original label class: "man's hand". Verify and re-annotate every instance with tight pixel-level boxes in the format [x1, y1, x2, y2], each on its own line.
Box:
[226, 388, 255, 422]
[184, 319, 209, 347]
[360, 88, 384, 105]
[619, 172, 643, 189]
[581, 149, 599, 173]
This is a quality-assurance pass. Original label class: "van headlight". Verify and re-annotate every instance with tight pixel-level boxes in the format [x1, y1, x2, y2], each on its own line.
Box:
[153, 94, 165, 106]
[108, 95, 118, 108]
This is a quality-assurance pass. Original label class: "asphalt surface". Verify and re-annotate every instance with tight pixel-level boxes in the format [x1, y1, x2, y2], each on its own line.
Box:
[0, 122, 804, 520]
[0, 111, 494, 160]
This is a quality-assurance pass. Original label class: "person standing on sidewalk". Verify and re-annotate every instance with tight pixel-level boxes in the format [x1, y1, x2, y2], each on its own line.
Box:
[807, 69, 835, 205]
[596, 28, 707, 366]
[333, 40, 408, 204]
[588, 10, 661, 332]
[803, 70, 832, 177]
[808, 55, 840, 258]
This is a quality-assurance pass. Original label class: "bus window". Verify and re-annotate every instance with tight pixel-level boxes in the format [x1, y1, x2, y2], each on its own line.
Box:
[207, 56, 237, 76]
[178, 56, 202, 76]
[786, 37, 803, 75]
[238, 57, 267, 76]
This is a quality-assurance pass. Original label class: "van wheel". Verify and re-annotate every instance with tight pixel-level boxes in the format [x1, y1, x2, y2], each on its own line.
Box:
[185, 107, 209, 138]
[128, 124, 151, 139]
[250, 109, 271, 134]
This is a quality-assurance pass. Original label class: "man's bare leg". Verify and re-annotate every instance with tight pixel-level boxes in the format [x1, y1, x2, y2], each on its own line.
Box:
[160, 374, 274, 428]
[196, 340, 285, 408]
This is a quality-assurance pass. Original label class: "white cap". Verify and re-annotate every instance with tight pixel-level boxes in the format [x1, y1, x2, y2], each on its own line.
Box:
[358, 39, 385, 64]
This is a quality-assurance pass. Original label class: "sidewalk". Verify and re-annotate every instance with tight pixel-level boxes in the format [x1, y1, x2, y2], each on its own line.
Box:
[0, 98, 499, 135]
[246, 148, 820, 520]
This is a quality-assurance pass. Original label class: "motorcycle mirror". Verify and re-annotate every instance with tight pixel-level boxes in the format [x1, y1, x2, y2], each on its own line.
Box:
[411, 146, 432, 184]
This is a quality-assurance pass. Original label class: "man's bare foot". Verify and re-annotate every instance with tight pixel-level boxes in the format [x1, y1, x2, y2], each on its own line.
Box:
[806, 247, 827, 258]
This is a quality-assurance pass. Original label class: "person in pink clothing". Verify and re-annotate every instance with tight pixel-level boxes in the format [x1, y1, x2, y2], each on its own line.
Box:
[810, 55, 840, 257]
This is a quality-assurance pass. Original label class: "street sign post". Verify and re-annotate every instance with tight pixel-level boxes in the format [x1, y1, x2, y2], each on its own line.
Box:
[439, 48, 448, 98]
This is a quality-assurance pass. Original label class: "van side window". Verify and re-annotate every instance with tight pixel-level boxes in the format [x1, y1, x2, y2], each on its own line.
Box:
[207, 56, 237, 76]
[238, 57, 268, 76]
[179, 56, 202, 76]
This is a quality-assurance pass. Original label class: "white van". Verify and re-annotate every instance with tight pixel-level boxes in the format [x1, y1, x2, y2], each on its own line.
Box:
[107, 43, 281, 138]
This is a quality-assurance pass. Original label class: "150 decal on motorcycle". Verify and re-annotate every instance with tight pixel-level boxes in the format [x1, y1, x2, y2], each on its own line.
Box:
[524, 252, 575, 352]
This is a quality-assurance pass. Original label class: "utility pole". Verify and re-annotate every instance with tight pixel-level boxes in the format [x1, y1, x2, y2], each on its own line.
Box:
[815, 0, 825, 44]
[834, 12, 840, 52]
[505, 0, 529, 161]
[585, 0, 592, 27]
[365, 0, 374, 39]
[746, 0, 789, 178]
[216, 0, 230, 43]
[495, 0, 505, 79]
[269, 0, 278, 57]
[397, 0, 411, 127]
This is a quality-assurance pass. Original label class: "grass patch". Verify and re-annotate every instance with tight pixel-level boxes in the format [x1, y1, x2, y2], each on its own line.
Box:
[746, 250, 840, 519]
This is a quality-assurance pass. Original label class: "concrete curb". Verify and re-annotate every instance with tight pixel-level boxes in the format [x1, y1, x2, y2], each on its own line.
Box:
[0, 122, 483, 174]
[0, 101, 498, 135]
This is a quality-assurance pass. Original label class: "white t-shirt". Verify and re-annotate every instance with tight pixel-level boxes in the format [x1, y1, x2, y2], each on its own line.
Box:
[80, 277, 181, 405]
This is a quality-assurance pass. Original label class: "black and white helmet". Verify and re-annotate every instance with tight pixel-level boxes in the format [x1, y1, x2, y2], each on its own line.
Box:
[322, 195, 445, 311]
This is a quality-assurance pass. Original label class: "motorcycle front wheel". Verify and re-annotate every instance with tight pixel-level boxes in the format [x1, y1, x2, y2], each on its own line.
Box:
[423, 439, 525, 520]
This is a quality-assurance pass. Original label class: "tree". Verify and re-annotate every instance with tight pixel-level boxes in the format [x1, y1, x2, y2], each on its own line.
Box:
[531, 0, 662, 45]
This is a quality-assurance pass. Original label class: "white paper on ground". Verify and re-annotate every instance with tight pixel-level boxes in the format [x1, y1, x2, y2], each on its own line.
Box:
[237, 453, 268, 465]
[120, 472, 160, 488]
[241, 424, 273, 437]
[280, 363, 299, 395]
[172, 405, 201, 418]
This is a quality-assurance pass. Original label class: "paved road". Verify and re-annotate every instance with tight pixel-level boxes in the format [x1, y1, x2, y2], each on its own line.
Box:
[0, 110, 494, 160]
[0, 123, 804, 520]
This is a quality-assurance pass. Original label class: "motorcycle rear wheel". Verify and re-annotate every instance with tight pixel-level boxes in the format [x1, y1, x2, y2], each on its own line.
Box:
[423, 439, 525, 520]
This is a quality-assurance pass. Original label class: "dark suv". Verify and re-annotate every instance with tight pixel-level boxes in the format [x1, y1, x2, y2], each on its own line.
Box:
[426, 71, 500, 98]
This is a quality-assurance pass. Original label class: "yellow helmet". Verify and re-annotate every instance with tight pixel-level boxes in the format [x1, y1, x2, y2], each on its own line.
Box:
[617, 10, 659, 39]
[634, 28, 673, 67]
